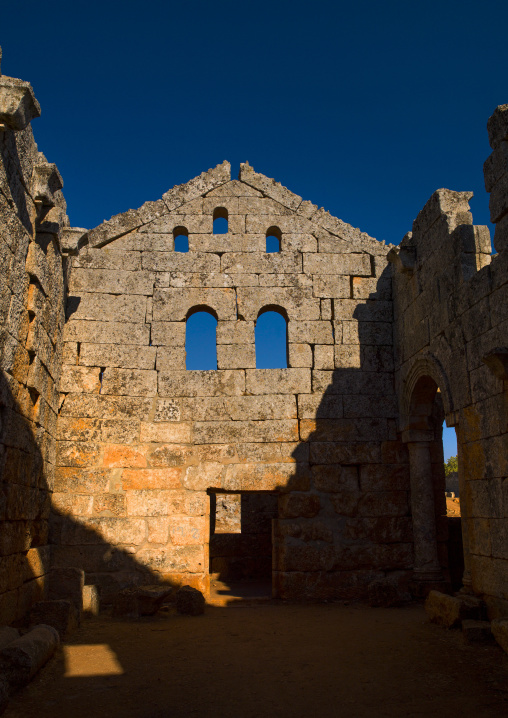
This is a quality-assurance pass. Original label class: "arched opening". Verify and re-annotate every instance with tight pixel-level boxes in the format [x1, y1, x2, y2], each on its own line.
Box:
[213, 207, 228, 234]
[173, 226, 189, 253]
[255, 309, 288, 369]
[185, 309, 217, 370]
[406, 375, 464, 592]
[266, 226, 281, 253]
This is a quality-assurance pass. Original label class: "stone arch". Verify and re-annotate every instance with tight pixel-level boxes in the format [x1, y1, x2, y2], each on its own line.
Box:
[401, 352, 454, 431]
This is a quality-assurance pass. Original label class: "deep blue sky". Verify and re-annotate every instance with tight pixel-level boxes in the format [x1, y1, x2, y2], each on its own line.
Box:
[3, 0, 507, 244]
[3, 0, 501, 458]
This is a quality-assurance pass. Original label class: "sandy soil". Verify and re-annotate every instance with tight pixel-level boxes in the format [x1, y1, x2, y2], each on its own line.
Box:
[5, 602, 507, 718]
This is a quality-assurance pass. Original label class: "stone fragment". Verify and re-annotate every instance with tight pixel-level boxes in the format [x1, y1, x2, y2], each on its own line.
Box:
[0, 75, 41, 130]
[491, 618, 508, 654]
[175, 585, 205, 615]
[0, 624, 59, 690]
[424, 591, 484, 628]
[82, 585, 100, 617]
[29, 600, 77, 639]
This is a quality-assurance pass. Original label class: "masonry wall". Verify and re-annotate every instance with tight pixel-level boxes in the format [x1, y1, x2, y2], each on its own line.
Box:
[54, 161, 414, 601]
[392, 105, 508, 616]
[0, 72, 69, 623]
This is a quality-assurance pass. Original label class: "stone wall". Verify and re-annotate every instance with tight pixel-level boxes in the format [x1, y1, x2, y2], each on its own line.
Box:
[391, 104, 508, 615]
[1, 53, 507, 619]
[54, 160, 415, 601]
[0, 61, 70, 622]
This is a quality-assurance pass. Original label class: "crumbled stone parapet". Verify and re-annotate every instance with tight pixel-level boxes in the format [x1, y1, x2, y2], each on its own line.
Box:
[487, 103, 508, 150]
[31, 162, 63, 207]
[0, 75, 41, 131]
[412, 189, 473, 240]
[163, 161, 230, 211]
[239, 162, 302, 211]
[88, 207, 145, 248]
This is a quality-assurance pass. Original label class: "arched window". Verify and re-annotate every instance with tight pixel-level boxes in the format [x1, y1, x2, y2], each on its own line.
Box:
[213, 207, 228, 234]
[186, 310, 217, 370]
[255, 309, 288, 368]
[266, 226, 281, 253]
[174, 226, 189, 252]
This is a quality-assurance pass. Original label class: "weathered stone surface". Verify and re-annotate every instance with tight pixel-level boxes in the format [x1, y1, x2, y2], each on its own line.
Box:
[425, 591, 484, 628]
[79, 344, 157, 370]
[101, 368, 157, 397]
[0, 624, 59, 689]
[158, 370, 245, 396]
[245, 368, 311, 394]
[175, 585, 205, 615]
[82, 585, 100, 616]
[69, 269, 154, 295]
[153, 288, 236, 321]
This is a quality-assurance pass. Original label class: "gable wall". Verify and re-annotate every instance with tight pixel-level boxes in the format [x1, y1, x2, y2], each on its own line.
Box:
[55, 172, 413, 601]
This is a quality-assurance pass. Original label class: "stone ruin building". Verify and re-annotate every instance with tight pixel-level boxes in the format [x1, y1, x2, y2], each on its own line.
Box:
[0, 54, 507, 645]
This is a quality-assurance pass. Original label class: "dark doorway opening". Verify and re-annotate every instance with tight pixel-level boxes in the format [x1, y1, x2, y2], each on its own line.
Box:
[208, 491, 278, 603]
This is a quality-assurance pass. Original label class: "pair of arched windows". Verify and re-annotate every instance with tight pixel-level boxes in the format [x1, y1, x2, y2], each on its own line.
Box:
[186, 310, 287, 369]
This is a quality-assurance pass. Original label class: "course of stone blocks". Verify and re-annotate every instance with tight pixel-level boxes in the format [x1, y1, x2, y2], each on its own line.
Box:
[0, 55, 507, 634]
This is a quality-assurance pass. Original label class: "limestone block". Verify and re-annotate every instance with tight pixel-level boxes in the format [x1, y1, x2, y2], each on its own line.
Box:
[320, 299, 332, 320]
[102, 444, 148, 468]
[158, 370, 245, 396]
[245, 368, 311, 394]
[312, 370, 393, 396]
[140, 422, 192, 443]
[300, 418, 388, 443]
[93, 493, 126, 516]
[425, 591, 484, 628]
[216, 320, 255, 344]
[57, 441, 101, 468]
[0, 624, 59, 690]
[25, 242, 52, 296]
[175, 586, 205, 615]
[140, 214, 213, 234]
[341, 320, 393, 345]
[206, 179, 262, 197]
[73, 247, 141, 271]
[136, 544, 205, 573]
[79, 343, 156, 370]
[121, 468, 183, 490]
[194, 419, 299, 444]
[221, 251, 302, 275]
[279, 493, 320, 518]
[147, 518, 170, 543]
[151, 321, 185, 346]
[288, 343, 312, 368]
[183, 462, 223, 490]
[237, 286, 320, 321]
[491, 618, 508, 654]
[313, 275, 351, 298]
[147, 444, 193, 468]
[112, 232, 173, 251]
[87, 209, 144, 249]
[169, 516, 207, 545]
[60, 394, 153, 420]
[282, 234, 318, 252]
[309, 442, 381, 464]
[67, 293, 147, 323]
[162, 161, 230, 211]
[152, 287, 236, 321]
[287, 320, 333, 344]
[222, 462, 310, 492]
[357, 491, 408, 517]
[189, 233, 264, 253]
[335, 344, 361, 368]
[245, 213, 314, 234]
[217, 344, 256, 369]
[0, 76, 41, 130]
[156, 346, 187, 370]
[258, 273, 313, 288]
[314, 345, 334, 370]
[361, 346, 394, 373]
[101, 368, 157, 397]
[60, 366, 100, 394]
[297, 393, 343, 419]
[69, 268, 153, 295]
[304, 253, 371, 276]
[53, 467, 111, 493]
[57, 417, 101, 442]
[154, 399, 181, 422]
[487, 103, 508, 150]
[352, 276, 392, 300]
[82, 585, 100, 616]
[333, 299, 392, 322]
[64, 320, 150, 345]
[343, 395, 397, 418]
[141, 251, 220, 273]
[488, 172, 508, 223]
[236, 196, 292, 215]
[235, 442, 303, 463]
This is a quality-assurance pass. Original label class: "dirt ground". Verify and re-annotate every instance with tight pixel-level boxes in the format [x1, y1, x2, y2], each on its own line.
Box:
[5, 602, 508, 718]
